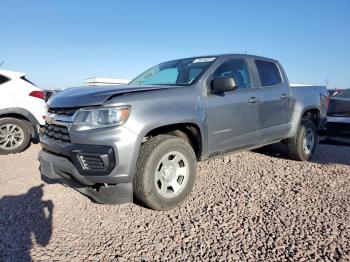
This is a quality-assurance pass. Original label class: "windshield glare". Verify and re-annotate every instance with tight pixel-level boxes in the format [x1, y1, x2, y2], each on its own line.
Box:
[130, 57, 216, 86]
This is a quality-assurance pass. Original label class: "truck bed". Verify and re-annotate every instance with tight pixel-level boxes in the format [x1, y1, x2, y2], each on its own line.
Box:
[290, 84, 328, 112]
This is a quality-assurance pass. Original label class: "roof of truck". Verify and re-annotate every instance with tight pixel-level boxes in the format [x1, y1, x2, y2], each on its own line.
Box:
[171, 54, 279, 63]
[215, 53, 274, 59]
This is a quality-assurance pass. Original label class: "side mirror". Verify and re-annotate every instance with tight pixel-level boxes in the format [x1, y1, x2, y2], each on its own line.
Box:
[211, 77, 237, 94]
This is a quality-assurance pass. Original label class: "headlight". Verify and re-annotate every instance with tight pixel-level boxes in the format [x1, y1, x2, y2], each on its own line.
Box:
[72, 106, 130, 131]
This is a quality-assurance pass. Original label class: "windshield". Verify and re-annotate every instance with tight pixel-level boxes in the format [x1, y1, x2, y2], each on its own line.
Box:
[129, 57, 216, 86]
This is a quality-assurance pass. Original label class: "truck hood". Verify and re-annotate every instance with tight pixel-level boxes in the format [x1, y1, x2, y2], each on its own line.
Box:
[48, 84, 179, 108]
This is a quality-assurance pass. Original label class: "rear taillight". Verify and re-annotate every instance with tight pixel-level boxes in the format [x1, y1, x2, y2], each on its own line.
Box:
[29, 91, 44, 99]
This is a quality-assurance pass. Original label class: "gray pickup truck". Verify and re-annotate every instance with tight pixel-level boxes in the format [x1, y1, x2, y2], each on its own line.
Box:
[39, 54, 328, 210]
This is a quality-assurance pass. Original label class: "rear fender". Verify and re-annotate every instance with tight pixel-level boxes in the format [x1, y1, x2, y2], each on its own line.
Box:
[287, 106, 320, 138]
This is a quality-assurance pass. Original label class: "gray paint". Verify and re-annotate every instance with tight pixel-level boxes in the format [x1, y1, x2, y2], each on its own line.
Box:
[48, 84, 183, 108]
[40, 54, 328, 186]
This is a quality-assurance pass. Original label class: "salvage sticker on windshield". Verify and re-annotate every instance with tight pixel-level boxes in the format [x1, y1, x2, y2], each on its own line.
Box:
[192, 57, 216, 63]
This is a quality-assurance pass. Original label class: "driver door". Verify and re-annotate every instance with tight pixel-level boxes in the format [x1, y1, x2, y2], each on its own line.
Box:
[207, 58, 261, 155]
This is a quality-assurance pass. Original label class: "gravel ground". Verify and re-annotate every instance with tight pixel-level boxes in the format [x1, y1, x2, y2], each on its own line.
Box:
[0, 143, 350, 261]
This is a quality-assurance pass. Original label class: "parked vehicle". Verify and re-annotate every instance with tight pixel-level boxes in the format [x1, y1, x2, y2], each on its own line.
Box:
[38, 54, 328, 210]
[0, 69, 46, 154]
[326, 89, 350, 135]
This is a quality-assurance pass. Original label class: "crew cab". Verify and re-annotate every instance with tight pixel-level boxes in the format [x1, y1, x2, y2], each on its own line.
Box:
[38, 54, 328, 210]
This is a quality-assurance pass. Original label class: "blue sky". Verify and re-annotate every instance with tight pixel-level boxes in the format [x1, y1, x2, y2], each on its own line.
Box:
[1, 0, 349, 90]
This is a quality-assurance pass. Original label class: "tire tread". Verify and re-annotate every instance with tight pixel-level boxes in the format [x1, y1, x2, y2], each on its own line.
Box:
[287, 120, 317, 161]
[133, 135, 196, 210]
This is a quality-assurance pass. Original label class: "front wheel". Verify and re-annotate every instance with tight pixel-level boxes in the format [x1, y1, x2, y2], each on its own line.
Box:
[0, 118, 30, 155]
[133, 135, 197, 210]
[287, 120, 318, 161]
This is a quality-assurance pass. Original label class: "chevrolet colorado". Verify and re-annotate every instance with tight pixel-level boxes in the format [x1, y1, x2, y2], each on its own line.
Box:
[38, 54, 328, 210]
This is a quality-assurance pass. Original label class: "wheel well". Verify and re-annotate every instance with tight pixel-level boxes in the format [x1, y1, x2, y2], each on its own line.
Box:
[0, 113, 36, 138]
[144, 123, 202, 160]
[302, 109, 320, 127]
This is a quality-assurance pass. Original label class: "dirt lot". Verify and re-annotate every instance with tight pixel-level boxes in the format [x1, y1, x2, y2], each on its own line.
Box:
[0, 143, 350, 261]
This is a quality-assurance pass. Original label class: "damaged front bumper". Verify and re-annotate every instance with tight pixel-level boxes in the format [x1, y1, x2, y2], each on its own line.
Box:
[38, 150, 133, 204]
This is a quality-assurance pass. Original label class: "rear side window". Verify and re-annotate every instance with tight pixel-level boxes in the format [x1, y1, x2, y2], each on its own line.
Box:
[255, 60, 282, 87]
[0, 74, 10, 85]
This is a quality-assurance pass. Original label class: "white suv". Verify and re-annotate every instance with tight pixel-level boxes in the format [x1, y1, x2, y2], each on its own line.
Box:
[0, 69, 46, 154]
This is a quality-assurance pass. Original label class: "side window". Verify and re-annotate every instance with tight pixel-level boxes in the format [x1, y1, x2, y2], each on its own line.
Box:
[255, 60, 282, 87]
[213, 59, 251, 89]
[0, 74, 10, 85]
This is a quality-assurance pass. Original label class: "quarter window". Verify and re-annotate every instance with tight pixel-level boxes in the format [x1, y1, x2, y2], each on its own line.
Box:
[255, 60, 282, 87]
[213, 59, 251, 89]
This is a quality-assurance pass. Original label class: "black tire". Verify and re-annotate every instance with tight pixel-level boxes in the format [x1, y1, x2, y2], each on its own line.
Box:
[0, 118, 31, 155]
[287, 120, 318, 161]
[133, 135, 197, 210]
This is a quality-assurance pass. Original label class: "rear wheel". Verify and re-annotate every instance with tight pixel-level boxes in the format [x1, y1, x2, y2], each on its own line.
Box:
[133, 135, 197, 210]
[0, 118, 30, 155]
[287, 120, 318, 161]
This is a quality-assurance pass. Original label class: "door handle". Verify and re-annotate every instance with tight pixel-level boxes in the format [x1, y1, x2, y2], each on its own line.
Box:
[248, 97, 260, 103]
[280, 94, 289, 99]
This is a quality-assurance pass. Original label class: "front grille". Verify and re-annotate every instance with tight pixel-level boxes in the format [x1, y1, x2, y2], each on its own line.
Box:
[48, 107, 79, 116]
[44, 124, 70, 142]
[79, 155, 105, 171]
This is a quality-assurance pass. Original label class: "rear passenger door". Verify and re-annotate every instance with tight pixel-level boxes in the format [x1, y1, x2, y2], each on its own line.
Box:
[207, 58, 262, 154]
[254, 60, 292, 142]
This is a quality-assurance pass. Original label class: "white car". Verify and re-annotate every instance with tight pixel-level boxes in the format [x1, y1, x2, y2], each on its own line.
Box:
[0, 69, 46, 154]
